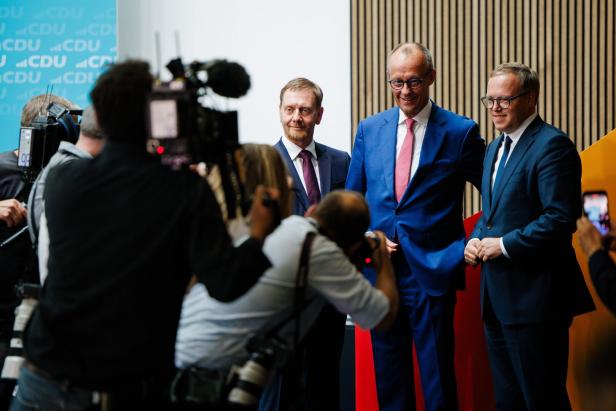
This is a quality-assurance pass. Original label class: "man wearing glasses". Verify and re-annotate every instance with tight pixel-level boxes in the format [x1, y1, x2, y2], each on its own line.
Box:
[346, 42, 484, 411]
[465, 63, 594, 410]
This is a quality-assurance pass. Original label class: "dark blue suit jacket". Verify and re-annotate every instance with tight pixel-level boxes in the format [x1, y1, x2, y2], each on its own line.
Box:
[275, 138, 350, 216]
[470, 117, 594, 324]
[346, 104, 485, 296]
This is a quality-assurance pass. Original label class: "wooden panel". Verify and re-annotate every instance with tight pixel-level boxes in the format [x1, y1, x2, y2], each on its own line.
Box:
[351, 0, 615, 216]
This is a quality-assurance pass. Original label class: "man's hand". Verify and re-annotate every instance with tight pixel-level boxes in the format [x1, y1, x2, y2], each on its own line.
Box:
[478, 237, 503, 261]
[576, 217, 605, 256]
[370, 231, 392, 270]
[248, 185, 281, 243]
[0, 199, 26, 227]
[464, 238, 481, 266]
[384, 236, 398, 255]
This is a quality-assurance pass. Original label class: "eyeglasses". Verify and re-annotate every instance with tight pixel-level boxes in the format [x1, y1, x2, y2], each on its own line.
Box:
[388, 71, 432, 91]
[480, 91, 528, 109]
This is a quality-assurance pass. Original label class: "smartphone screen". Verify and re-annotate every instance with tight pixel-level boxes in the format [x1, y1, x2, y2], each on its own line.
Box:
[583, 191, 610, 236]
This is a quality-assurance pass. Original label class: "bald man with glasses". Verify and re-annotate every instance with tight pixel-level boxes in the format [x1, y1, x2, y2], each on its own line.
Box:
[346, 42, 485, 411]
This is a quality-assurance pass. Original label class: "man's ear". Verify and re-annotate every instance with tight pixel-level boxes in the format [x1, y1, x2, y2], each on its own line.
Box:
[304, 204, 318, 217]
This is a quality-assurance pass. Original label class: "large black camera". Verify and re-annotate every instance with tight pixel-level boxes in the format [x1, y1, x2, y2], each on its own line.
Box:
[17, 103, 82, 183]
[145, 58, 251, 218]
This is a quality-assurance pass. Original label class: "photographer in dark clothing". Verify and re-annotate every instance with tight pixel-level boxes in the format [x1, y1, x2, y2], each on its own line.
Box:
[12, 61, 279, 411]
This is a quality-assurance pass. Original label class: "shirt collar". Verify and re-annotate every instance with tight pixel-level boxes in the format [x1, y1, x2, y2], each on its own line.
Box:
[281, 136, 317, 160]
[398, 100, 432, 126]
[505, 112, 538, 143]
[58, 141, 93, 159]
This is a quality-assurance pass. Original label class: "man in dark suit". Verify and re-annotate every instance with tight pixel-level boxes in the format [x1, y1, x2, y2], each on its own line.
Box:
[265, 78, 350, 410]
[465, 62, 595, 410]
[346, 43, 485, 411]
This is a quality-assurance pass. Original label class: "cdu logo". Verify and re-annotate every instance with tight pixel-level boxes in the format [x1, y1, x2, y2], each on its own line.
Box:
[16, 23, 66, 36]
[51, 39, 101, 53]
[0, 104, 20, 116]
[76, 23, 114, 36]
[0, 39, 41, 52]
[75, 55, 114, 69]
[16, 55, 67, 69]
[0, 55, 6, 68]
[44, 7, 85, 19]
[51, 72, 97, 85]
[0, 71, 42, 85]
[0, 6, 24, 19]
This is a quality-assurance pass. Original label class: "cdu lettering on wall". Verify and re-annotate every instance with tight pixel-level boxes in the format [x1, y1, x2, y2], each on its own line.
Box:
[0, 1, 117, 152]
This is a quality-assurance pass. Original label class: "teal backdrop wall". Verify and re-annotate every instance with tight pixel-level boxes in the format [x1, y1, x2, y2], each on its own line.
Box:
[0, 0, 117, 153]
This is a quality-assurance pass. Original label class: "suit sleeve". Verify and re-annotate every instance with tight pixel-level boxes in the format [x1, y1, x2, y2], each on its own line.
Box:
[188, 180, 271, 302]
[459, 122, 485, 192]
[345, 122, 366, 194]
[501, 136, 582, 258]
[589, 249, 616, 315]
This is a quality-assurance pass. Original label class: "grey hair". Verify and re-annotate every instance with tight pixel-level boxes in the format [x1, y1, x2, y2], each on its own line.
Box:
[387, 42, 434, 76]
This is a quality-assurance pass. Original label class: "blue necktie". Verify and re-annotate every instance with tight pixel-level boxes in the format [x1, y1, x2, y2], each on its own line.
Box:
[492, 136, 512, 193]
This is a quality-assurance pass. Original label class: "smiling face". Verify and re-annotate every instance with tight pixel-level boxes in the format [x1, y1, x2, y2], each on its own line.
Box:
[387, 47, 435, 118]
[279, 88, 323, 149]
[485, 72, 537, 134]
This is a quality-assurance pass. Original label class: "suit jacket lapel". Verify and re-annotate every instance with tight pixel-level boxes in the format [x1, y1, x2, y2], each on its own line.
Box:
[401, 104, 447, 203]
[483, 135, 503, 212]
[275, 138, 310, 211]
[488, 117, 542, 219]
[315, 143, 331, 195]
[379, 109, 399, 201]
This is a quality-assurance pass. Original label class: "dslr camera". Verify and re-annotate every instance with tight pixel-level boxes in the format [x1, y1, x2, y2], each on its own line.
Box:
[351, 231, 381, 269]
[17, 102, 82, 183]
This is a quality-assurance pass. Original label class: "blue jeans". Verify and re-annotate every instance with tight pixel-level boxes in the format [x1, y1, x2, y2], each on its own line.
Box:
[10, 366, 96, 411]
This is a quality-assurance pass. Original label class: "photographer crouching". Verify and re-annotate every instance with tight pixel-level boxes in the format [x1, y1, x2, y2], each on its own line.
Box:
[173, 190, 399, 410]
[11, 61, 280, 411]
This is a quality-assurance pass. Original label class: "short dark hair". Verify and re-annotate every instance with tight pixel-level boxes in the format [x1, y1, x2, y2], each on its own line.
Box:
[313, 190, 370, 249]
[89, 60, 153, 142]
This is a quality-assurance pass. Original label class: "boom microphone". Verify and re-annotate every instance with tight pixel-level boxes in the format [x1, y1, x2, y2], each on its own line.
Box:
[190, 60, 251, 98]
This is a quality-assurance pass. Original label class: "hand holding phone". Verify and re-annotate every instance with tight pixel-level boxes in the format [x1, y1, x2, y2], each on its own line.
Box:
[582, 191, 611, 237]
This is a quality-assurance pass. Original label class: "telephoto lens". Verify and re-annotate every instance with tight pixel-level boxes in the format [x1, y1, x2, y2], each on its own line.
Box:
[227, 349, 275, 407]
[1, 283, 41, 379]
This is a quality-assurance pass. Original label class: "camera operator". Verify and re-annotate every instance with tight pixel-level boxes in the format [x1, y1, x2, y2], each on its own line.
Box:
[11, 61, 279, 411]
[27, 105, 106, 251]
[174, 190, 399, 409]
[0, 94, 78, 408]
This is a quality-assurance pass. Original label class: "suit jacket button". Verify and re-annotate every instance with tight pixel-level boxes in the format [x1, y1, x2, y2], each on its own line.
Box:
[486, 224, 493, 229]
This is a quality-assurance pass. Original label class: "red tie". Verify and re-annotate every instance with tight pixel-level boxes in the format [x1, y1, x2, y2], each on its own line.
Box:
[298, 150, 321, 205]
[395, 118, 415, 202]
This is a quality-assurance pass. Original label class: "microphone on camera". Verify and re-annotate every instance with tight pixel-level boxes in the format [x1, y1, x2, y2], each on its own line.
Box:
[191, 60, 251, 98]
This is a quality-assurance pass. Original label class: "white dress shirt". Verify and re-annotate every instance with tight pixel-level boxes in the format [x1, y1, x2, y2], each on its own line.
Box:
[396, 100, 432, 182]
[281, 137, 322, 193]
[491, 112, 538, 258]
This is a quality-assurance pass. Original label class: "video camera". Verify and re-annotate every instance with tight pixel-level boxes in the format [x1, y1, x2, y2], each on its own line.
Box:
[17, 103, 82, 183]
[145, 58, 251, 219]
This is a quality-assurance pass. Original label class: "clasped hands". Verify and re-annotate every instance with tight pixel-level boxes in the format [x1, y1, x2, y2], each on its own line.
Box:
[464, 237, 503, 266]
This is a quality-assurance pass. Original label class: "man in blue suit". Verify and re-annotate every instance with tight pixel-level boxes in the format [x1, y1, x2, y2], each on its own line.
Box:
[465, 63, 594, 410]
[266, 78, 350, 410]
[346, 43, 485, 411]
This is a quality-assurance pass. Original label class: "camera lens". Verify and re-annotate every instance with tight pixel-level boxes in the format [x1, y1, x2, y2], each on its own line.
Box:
[227, 350, 274, 407]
